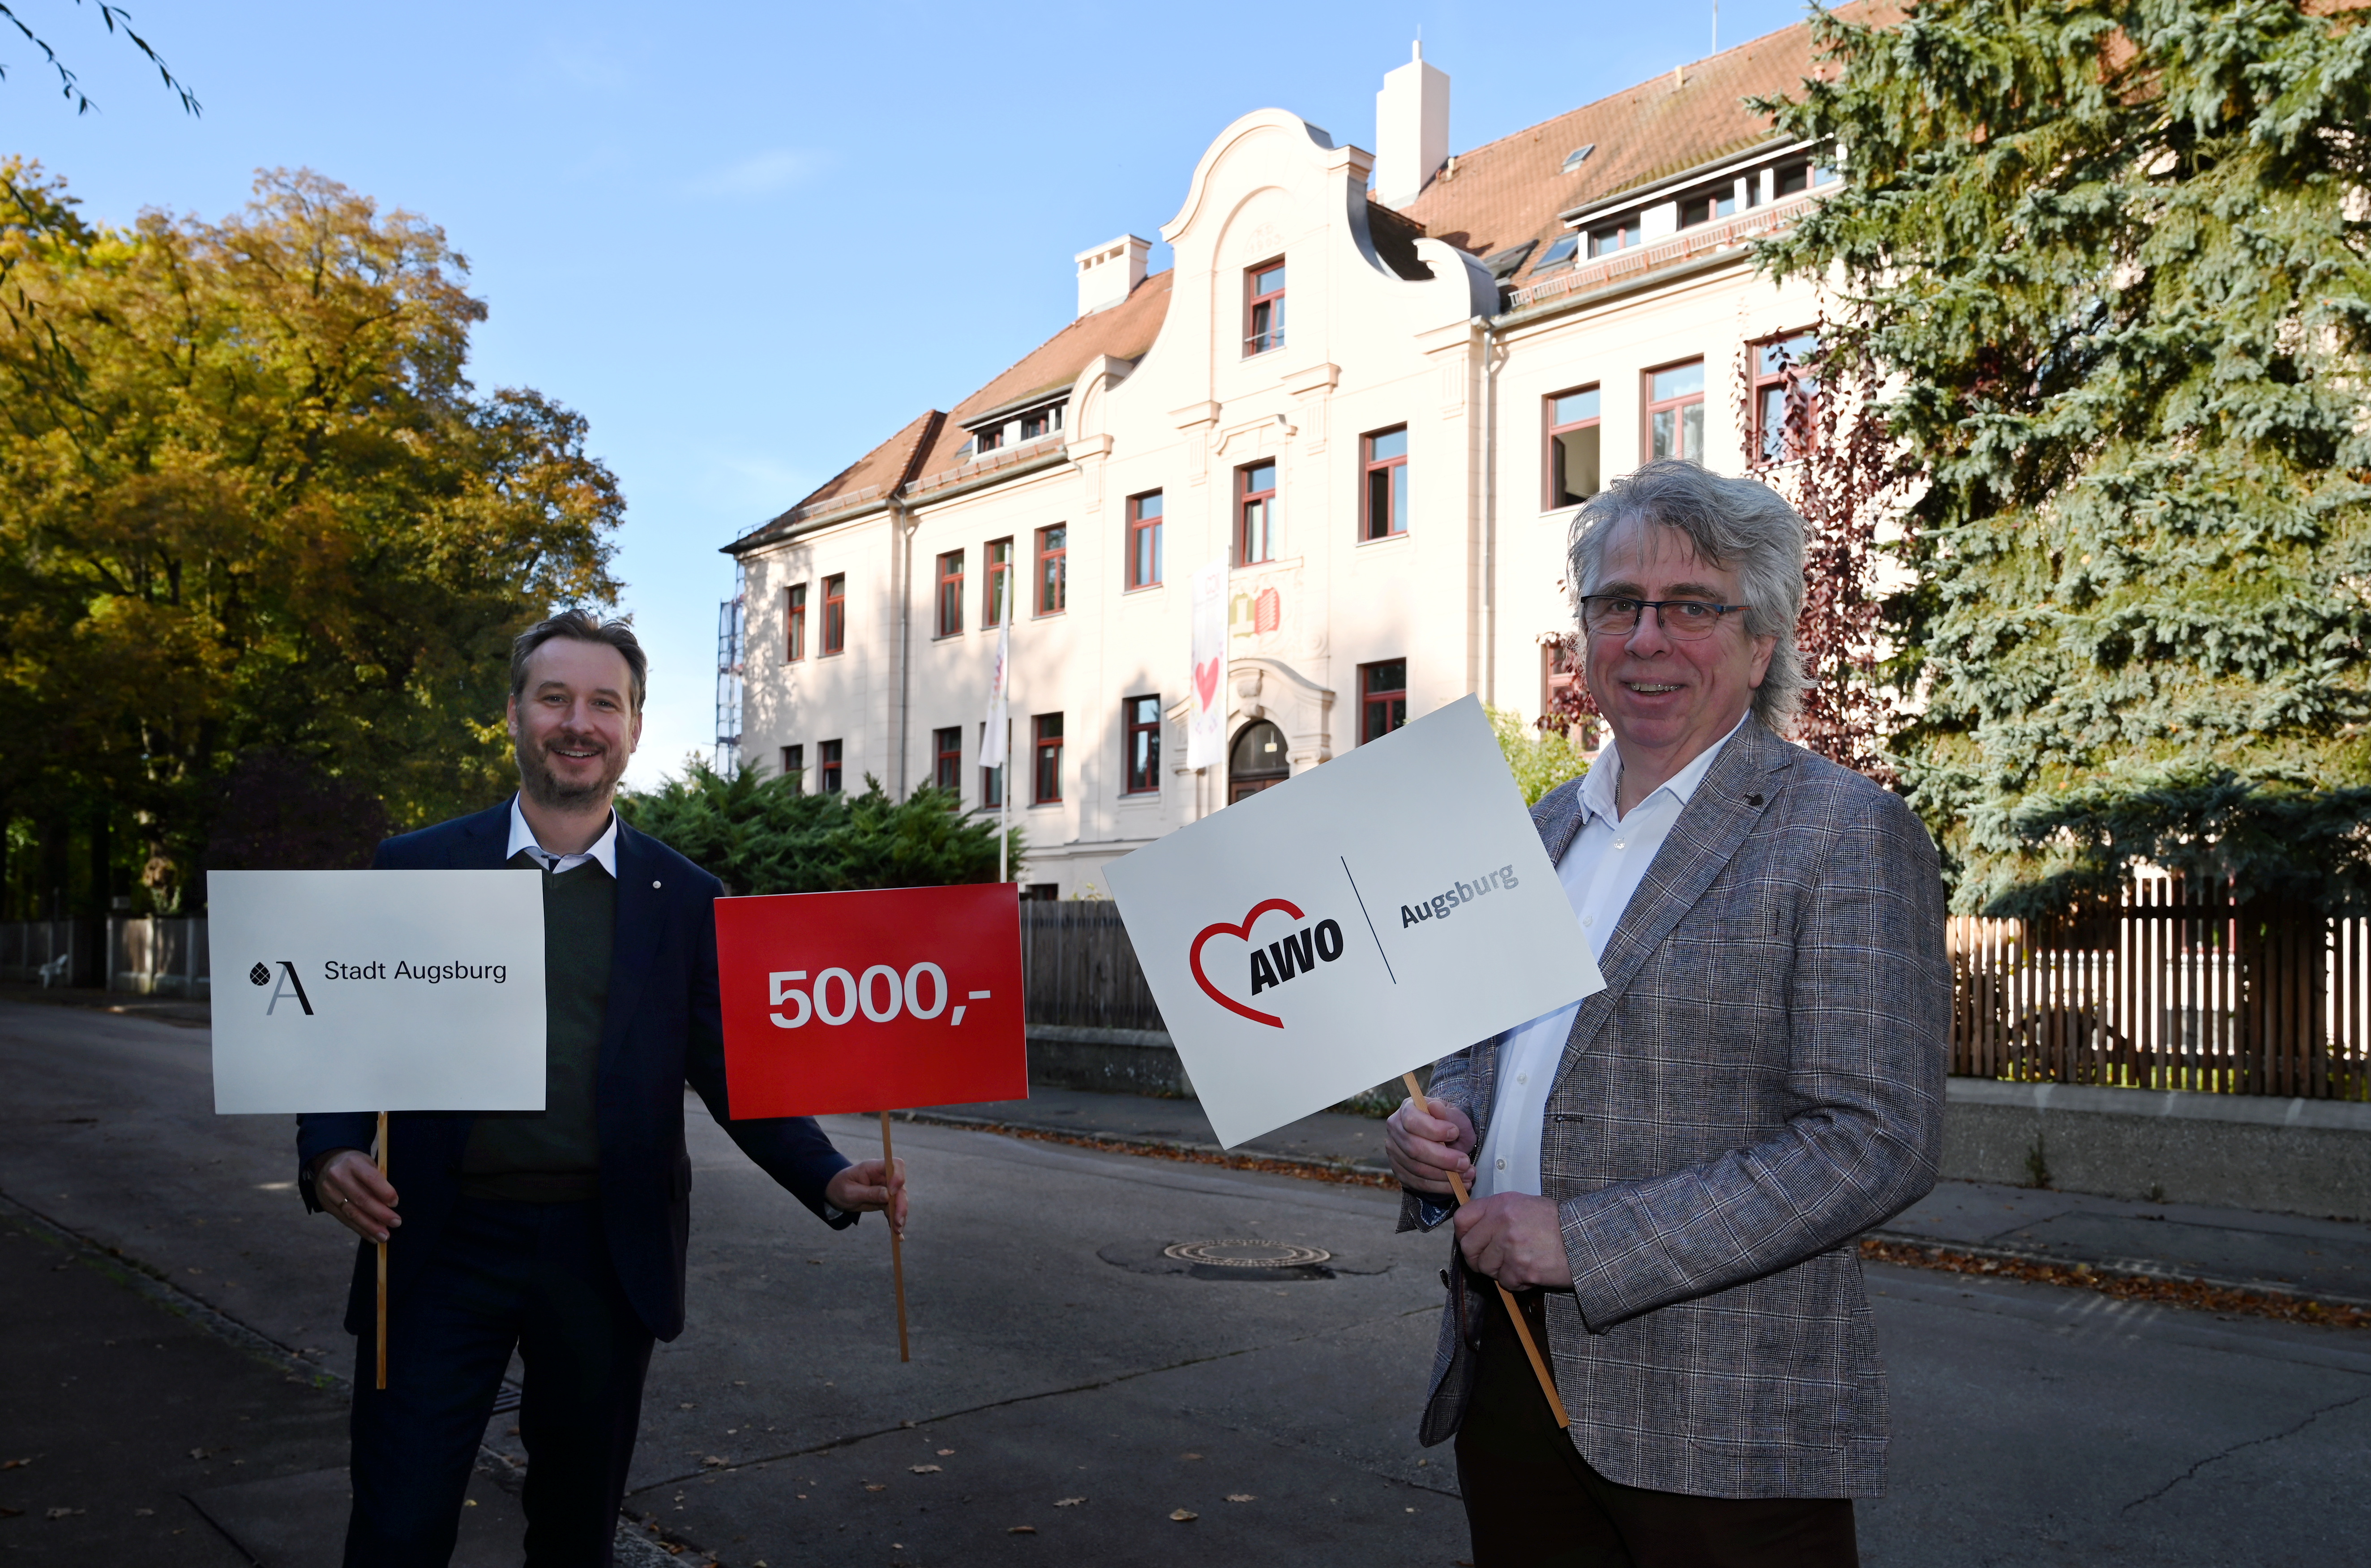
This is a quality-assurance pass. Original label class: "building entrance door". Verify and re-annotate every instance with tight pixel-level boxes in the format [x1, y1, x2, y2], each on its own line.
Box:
[1228, 720, 1289, 803]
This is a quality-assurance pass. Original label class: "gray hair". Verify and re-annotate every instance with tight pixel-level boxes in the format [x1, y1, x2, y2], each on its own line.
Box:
[1566, 459, 1806, 728]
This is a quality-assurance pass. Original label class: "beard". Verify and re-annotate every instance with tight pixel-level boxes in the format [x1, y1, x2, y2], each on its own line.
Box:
[516, 728, 626, 812]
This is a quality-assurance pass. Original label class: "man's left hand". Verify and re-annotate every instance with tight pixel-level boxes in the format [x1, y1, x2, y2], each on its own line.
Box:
[826, 1158, 908, 1237]
[1453, 1193, 1573, 1290]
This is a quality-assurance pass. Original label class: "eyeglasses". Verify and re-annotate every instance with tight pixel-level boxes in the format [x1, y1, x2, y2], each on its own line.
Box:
[1579, 595, 1746, 640]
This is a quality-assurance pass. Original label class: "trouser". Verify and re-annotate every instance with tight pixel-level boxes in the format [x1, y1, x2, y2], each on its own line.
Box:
[344, 1196, 654, 1568]
[1454, 1286, 1858, 1568]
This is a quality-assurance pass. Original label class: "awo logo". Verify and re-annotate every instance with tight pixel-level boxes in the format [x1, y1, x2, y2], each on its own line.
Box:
[248, 960, 313, 1016]
[1188, 898, 1345, 1030]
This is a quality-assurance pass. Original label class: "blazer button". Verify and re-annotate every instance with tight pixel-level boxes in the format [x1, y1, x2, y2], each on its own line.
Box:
[653, 880, 663, 889]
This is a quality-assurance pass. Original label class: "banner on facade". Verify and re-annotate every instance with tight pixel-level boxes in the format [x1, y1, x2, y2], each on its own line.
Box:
[1186, 561, 1226, 769]
[714, 882, 1028, 1118]
[207, 870, 548, 1115]
[1104, 696, 1600, 1148]
[980, 618, 1011, 772]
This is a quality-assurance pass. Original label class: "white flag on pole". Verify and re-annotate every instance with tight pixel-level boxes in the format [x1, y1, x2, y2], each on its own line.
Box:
[979, 617, 1010, 770]
[1186, 562, 1226, 769]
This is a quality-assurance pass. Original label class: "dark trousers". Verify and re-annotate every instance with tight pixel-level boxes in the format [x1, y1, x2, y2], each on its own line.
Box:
[345, 1197, 654, 1568]
[1455, 1289, 1857, 1568]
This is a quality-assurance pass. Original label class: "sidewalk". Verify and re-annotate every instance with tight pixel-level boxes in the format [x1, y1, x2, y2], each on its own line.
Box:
[0, 980, 209, 1029]
[910, 1085, 2371, 1313]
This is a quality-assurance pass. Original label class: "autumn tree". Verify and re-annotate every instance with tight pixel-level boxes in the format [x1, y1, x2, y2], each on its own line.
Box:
[0, 163, 622, 910]
[1759, 0, 2371, 913]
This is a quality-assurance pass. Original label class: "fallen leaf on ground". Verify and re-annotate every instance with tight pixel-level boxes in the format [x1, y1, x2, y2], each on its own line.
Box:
[1008, 1525, 1036, 1534]
[1180, 1452, 1202, 1461]
[46, 1508, 85, 1520]
[1054, 1497, 1085, 1507]
[864, 1483, 887, 1492]
[936, 1448, 954, 1456]
[910, 1464, 942, 1474]
[701, 1457, 727, 1468]
[1227, 1494, 1256, 1503]
[188, 1448, 207, 1460]
[0, 1508, 19, 1519]
[1170, 1509, 1198, 1522]
[0, 1459, 29, 1470]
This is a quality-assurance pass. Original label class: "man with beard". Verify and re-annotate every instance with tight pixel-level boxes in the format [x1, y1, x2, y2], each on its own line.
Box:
[297, 610, 908, 1566]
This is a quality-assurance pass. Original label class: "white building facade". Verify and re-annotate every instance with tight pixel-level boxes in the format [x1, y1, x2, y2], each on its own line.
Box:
[727, 30, 1840, 896]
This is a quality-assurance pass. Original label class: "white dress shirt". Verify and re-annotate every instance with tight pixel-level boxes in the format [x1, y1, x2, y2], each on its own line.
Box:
[1469, 716, 1746, 1199]
[507, 796, 618, 877]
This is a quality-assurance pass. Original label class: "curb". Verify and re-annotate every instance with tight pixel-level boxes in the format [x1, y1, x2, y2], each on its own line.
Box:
[892, 1107, 1396, 1186]
[1861, 1228, 2371, 1318]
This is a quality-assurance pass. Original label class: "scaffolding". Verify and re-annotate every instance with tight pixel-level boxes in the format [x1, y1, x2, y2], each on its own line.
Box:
[714, 561, 745, 777]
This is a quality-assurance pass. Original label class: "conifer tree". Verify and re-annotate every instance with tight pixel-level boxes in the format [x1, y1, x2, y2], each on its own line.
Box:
[1759, 0, 2371, 912]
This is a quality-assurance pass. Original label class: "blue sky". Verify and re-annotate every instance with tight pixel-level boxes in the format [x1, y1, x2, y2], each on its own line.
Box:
[6, 0, 1816, 787]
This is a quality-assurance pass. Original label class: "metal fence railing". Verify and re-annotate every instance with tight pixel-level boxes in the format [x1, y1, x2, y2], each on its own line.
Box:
[108, 916, 211, 1000]
[1950, 876, 2369, 1100]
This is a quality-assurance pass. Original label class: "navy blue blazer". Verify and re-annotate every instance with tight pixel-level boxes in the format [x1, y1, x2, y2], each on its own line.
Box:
[295, 799, 855, 1342]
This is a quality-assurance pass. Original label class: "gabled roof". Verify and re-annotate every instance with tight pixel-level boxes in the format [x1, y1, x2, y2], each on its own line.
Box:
[1399, 5, 1874, 295]
[731, 11, 1871, 552]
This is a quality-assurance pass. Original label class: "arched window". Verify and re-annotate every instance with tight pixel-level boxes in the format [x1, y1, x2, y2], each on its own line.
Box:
[1228, 721, 1289, 803]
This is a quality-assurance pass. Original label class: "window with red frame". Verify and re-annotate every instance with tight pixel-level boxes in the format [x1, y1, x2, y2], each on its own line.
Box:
[1359, 659, 1408, 744]
[1645, 361, 1705, 463]
[818, 738, 843, 794]
[780, 743, 804, 791]
[932, 726, 961, 792]
[1748, 330, 1821, 465]
[784, 583, 807, 662]
[1126, 492, 1163, 590]
[1362, 428, 1408, 541]
[1238, 461, 1277, 565]
[1035, 525, 1066, 616]
[1031, 712, 1063, 804]
[1544, 387, 1601, 509]
[1122, 695, 1160, 794]
[821, 573, 846, 655]
[935, 549, 964, 637]
[983, 538, 1012, 627]
[1244, 259, 1285, 355]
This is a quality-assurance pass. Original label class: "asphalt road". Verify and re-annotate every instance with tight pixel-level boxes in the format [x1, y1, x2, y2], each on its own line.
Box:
[3, 996, 2368, 1566]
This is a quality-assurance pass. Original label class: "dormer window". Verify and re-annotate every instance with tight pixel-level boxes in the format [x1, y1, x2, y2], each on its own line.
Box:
[963, 397, 1066, 460]
[975, 428, 1003, 456]
[1588, 216, 1643, 257]
[1678, 182, 1738, 228]
[1021, 406, 1061, 440]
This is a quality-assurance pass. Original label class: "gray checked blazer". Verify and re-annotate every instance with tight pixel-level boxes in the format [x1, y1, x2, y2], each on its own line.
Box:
[1400, 716, 1948, 1500]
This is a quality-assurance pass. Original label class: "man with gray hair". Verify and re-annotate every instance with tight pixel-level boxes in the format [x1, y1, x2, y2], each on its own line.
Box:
[1387, 460, 1948, 1565]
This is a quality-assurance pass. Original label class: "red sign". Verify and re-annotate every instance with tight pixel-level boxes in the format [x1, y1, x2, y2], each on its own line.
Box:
[714, 884, 1027, 1118]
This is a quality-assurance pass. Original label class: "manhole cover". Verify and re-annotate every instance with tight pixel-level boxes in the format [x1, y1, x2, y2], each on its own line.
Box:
[1161, 1240, 1333, 1269]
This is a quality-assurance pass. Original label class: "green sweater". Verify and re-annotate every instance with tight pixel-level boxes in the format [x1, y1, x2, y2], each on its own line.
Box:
[458, 850, 615, 1202]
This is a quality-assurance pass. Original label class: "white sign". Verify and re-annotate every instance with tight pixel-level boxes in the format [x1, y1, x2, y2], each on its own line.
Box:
[207, 870, 548, 1115]
[1186, 561, 1226, 769]
[1106, 696, 1601, 1147]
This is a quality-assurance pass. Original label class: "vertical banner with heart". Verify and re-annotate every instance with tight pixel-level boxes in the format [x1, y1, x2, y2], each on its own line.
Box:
[1104, 696, 1602, 1149]
[1185, 561, 1226, 770]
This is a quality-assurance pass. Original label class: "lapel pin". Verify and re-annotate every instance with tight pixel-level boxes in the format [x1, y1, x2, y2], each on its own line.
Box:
[653, 880, 662, 889]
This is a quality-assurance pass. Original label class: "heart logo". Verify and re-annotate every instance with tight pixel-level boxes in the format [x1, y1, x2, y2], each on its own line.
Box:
[1193, 656, 1220, 713]
[1188, 897, 1304, 1029]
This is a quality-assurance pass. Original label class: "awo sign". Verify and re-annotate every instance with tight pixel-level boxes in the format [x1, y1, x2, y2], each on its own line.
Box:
[1108, 697, 1601, 1148]
[206, 870, 547, 1115]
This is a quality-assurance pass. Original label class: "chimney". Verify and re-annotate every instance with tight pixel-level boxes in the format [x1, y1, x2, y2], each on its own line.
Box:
[1374, 41, 1450, 209]
[1074, 234, 1151, 318]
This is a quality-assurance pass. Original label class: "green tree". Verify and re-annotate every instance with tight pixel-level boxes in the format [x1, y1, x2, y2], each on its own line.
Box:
[0, 162, 621, 910]
[1488, 702, 1592, 806]
[1760, 0, 2371, 913]
[617, 761, 1022, 893]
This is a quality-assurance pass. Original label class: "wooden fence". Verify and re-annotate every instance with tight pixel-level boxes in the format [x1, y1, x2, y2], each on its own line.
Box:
[1950, 876, 2371, 1100]
[1019, 902, 1165, 1033]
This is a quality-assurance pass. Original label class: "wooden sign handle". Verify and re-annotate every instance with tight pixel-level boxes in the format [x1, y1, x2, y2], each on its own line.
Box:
[375, 1110, 389, 1391]
[879, 1111, 910, 1363]
[1402, 1072, 1570, 1429]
